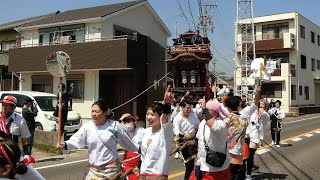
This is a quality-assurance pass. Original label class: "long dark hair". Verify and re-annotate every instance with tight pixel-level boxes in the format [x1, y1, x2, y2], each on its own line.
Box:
[0, 131, 28, 179]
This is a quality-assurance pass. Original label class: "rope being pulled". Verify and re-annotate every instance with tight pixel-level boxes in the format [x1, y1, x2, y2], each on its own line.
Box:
[111, 71, 171, 111]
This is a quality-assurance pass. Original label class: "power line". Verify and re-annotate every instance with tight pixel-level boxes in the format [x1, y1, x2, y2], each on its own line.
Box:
[177, 0, 192, 29]
[186, 0, 197, 30]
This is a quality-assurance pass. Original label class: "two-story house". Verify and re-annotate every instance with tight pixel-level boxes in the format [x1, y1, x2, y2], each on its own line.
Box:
[9, 0, 171, 119]
[235, 12, 320, 114]
[0, 11, 58, 90]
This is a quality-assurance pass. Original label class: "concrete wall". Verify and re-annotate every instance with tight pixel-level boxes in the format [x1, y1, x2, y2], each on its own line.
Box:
[296, 14, 320, 106]
[34, 130, 58, 146]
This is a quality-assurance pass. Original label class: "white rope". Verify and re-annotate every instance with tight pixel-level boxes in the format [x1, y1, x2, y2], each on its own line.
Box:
[111, 71, 171, 111]
[213, 72, 234, 89]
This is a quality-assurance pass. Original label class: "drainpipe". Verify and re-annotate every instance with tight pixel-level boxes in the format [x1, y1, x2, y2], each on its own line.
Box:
[86, 70, 96, 103]
[295, 13, 300, 109]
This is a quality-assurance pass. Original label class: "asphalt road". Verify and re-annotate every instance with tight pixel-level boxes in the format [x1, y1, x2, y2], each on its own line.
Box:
[34, 114, 320, 180]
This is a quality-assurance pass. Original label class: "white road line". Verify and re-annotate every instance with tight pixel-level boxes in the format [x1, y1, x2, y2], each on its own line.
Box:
[292, 138, 302, 142]
[256, 148, 270, 155]
[315, 131, 320, 134]
[304, 134, 314, 137]
[283, 116, 320, 124]
[35, 152, 124, 170]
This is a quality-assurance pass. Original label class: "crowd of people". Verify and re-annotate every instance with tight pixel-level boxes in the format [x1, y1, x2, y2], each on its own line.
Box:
[0, 83, 287, 180]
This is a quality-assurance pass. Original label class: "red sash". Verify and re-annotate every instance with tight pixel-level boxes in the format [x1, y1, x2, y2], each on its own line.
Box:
[123, 151, 140, 168]
[0, 114, 9, 134]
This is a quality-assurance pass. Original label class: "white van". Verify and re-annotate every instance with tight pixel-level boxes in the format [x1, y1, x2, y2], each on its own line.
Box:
[0, 91, 82, 134]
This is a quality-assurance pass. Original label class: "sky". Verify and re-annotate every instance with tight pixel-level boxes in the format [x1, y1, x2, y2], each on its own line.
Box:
[1, 0, 320, 77]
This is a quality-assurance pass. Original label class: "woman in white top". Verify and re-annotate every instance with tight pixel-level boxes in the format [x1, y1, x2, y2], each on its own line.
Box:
[245, 99, 270, 180]
[190, 100, 230, 180]
[119, 113, 145, 180]
[268, 100, 285, 147]
[139, 86, 174, 179]
[57, 99, 139, 180]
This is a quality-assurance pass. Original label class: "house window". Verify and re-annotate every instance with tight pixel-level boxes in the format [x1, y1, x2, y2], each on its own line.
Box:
[291, 85, 296, 100]
[66, 74, 84, 99]
[39, 33, 55, 45]
[261, 83, 282, 98]
[318, 35, 320, 46]
[114, 25, 135, 37]
[1, 40, 16, 51]
[317, 60, 320, 70]
[300, 25, 305, 39]
[304, 86, 309, 100]
[311, 31, 315, 43]
[299, 86, 302, 96]
[290, 64, 296, 77]
[312, 58, 315, 71]
[262, 23, 288, 40]
[32, 75, 53, 93]
[301, 55, 306, 69]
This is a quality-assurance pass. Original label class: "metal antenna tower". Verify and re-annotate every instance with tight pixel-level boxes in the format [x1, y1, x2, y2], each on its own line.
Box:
[234, 0, 256, 98]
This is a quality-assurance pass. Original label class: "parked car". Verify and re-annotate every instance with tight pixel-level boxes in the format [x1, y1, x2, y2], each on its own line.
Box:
[0, 91, 82, 134]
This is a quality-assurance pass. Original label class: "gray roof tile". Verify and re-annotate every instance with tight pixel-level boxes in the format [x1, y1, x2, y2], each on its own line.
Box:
[19, 0, 144, 28]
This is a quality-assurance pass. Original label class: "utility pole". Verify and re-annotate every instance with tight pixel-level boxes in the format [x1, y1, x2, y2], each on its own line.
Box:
[198, 3, 217, 37]
[234, 0, 256, 99]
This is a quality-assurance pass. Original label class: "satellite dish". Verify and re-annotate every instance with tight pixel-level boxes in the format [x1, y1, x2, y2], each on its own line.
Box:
[46, 51, 71, 77]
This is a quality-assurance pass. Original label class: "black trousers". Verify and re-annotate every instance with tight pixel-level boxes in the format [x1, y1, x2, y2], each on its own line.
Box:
[185, 159, 194, 180]
[181, 144, 197, 180]
[271, 130, 281, 145]
[230, 163, 241, 180]
[247, 148, 257, 175]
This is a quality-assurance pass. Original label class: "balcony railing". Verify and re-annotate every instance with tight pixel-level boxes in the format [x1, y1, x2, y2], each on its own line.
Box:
[241, 32, 294, 51]
[242, 33, 284, 41]
[14, 35, 134, 48]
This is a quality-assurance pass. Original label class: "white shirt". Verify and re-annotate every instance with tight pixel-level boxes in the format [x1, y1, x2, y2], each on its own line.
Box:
[15, 164, 45, 180]
[268, 107, 285, 119]
[246, 110, 270, 144]
[240, 103, 257, 119]
[128, 127, 145, 147]
[220, 103, 230, 119]
[5, 113, 30, 138]
[140, 116, 173, 176]
[196, 119, 230, 172]
[66, 120, 139, 166]
[173, 112, 200, 136]
[169, 107, 180, 123]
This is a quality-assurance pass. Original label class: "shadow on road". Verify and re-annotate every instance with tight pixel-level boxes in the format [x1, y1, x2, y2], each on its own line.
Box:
[253, 172, 288, 180]
[36, 157, 64, 163]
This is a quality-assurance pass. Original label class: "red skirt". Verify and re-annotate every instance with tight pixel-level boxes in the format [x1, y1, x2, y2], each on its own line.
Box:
[122, 151, 140, 180]
[189, 166, 230, 180]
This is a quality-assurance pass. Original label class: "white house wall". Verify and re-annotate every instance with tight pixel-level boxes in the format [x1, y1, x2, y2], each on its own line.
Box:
[297, 14, 320, 106]
[20, 70, 99, 119]
[101, 5, 167, 47]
